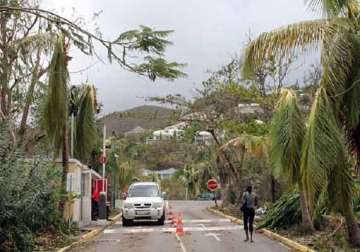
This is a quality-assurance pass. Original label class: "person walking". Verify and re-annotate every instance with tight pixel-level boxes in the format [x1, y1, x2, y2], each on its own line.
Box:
[241, 185, 258, 242]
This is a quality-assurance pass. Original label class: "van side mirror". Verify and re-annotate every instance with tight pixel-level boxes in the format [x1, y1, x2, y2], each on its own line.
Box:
[161, 192, 167, 199]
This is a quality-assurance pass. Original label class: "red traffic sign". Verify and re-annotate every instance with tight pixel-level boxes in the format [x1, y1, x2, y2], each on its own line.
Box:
[207, 179, 218, 191]
[99, 155, 107, 165]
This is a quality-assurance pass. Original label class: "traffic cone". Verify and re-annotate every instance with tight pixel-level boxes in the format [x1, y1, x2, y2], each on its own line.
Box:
[176, 213, 184, 236]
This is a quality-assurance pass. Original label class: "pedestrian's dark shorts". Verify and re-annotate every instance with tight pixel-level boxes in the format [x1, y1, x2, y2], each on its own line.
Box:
[243, 207, 255, 232]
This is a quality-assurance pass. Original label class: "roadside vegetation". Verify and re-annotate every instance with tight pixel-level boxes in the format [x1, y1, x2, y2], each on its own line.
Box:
[0, 0, 184, 250]
[1, 0, 359, 251]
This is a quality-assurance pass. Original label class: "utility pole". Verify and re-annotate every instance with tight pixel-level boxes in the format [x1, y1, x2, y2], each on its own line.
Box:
[69, 86, 78, 158]
[102, 124, 106, 192]
[99, 124, 107, 222]
[70, 113, 74, 158]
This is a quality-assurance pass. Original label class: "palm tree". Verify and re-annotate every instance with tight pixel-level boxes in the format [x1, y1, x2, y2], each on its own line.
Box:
[218, 135, 268, 202]
[74, 85, 99, 163]
[117, 161, 135, 193]
[182, 163, 201, 199]
[243, 0, 360, 246]
[270, 89, 314, 231]
[42, 34, 70, 215]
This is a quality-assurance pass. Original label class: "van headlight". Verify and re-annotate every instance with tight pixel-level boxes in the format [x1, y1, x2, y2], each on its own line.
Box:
[153, 202, 163, 208]
[123, 202, 134, 209]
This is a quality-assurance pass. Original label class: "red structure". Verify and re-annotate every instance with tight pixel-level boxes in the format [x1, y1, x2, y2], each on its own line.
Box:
[91, 178, 109, 220]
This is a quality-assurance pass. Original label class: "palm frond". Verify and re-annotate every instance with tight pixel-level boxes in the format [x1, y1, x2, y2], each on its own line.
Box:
[243, 19, 330, 78]
[306, 0, 358, 17]
[327, 156, 354, 214]
[270, 89, 305, 185]
[12, 32, 55, 53]
[75, 85, 98, 163]
[301, 87, 346, 208]
[118, 161, 135, 191]
[42, 34, 68, 154]
[343, 35, 360, 129]
[320, 32, 354, 101]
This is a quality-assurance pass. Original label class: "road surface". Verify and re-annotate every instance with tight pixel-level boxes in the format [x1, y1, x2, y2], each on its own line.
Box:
[69, 201, 289, 252]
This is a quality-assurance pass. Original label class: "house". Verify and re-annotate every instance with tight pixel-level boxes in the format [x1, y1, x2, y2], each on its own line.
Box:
[143, 167, 177, 180]
[147, 122, 186, 143]
[194, 131, 213, 145]
[237, 103, 264, 114]
[124, 126, 146, 136]
[58, 159, 102, 227]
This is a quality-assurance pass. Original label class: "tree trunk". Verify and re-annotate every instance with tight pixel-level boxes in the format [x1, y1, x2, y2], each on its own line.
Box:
[209, 129, 239, 179]
[299, 183, 315, 232]
[352, 129, 360, 178]
[18, 50, 43, 144]
[18, 75, 37, 143]
[270, 175, 276, 202]
[58, 123, 70, 218]
[345, 210, 360, 247]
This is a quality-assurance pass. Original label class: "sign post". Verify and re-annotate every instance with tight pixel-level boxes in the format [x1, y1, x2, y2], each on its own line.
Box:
[207, 179, 219, 207]
[99, 124, 107, 222]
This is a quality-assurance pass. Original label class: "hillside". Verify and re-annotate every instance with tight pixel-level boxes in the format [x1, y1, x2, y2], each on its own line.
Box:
[99, 105, 175, 136]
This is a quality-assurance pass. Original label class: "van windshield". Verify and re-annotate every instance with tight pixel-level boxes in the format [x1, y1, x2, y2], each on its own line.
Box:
[128, 185, 160, 197]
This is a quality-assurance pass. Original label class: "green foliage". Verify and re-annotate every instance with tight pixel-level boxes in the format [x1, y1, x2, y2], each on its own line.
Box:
[135, 57, 187, 81]
[270, 89, 305, 185]
[306, 0, 355, 17]
[42, 34, 68, 155]
[301, 88, 351, 212]
[114, 25, 173, 55]
[75, 85, 98, 163]
[117, 161, 135, 192]
[160, 178, 186, 200]
[218, 135, 272, 202]
[108, 25, 187, 80]
[0, 124, 63, 251]
[244, 0, 360, 245]
[221, 119, 269, 136]
[354, 181, 360, 213]
[258, 189, 301, 230]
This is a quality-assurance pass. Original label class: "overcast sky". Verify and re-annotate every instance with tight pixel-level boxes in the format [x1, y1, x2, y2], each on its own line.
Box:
[41, 0, 317, 115]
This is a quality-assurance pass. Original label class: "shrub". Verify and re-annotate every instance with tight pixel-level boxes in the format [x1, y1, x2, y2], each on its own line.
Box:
[0, 124, 63, 251]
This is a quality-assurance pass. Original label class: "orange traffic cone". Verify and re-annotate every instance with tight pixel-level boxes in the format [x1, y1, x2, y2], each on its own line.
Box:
[176, 214, 184, 236]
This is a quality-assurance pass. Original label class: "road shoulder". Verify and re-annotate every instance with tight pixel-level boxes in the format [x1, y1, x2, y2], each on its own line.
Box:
[57, 213, 122, 252]
[207, 207, 316, 252]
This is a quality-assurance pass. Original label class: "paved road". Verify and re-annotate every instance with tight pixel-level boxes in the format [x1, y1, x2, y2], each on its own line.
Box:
[69, 201, 289, 252]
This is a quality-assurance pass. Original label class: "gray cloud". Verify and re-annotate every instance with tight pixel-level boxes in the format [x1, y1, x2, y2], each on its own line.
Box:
[41, 0, 317, 114]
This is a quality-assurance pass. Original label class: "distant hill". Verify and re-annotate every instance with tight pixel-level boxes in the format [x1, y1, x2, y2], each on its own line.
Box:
[99, 105, 175, 136]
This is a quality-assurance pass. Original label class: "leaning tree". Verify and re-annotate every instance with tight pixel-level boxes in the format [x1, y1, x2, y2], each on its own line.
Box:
[0, 3, 186, 217]
[244, 0, 360, 246]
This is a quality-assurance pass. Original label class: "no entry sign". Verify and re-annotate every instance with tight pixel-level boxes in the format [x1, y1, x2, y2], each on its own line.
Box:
[207, 179, 218, 191]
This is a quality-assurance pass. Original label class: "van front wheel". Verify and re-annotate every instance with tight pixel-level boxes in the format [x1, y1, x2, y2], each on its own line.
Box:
[157, 212, 165, 225]
[122, 216, 133, 226]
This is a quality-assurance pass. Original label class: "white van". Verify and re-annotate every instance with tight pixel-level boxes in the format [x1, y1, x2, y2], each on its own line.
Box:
[122, 182, 166, 226]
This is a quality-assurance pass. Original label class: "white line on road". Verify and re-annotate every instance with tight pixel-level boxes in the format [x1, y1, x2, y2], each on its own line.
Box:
[114, 219, 231, 225]
[175, 234, 187, 252]
[198, 223, 223, 242]
[198, 223, 206, 231]
[104, 225, 242, 234]
[181, 219, 231, 223]
[205, 233, 222, 242]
